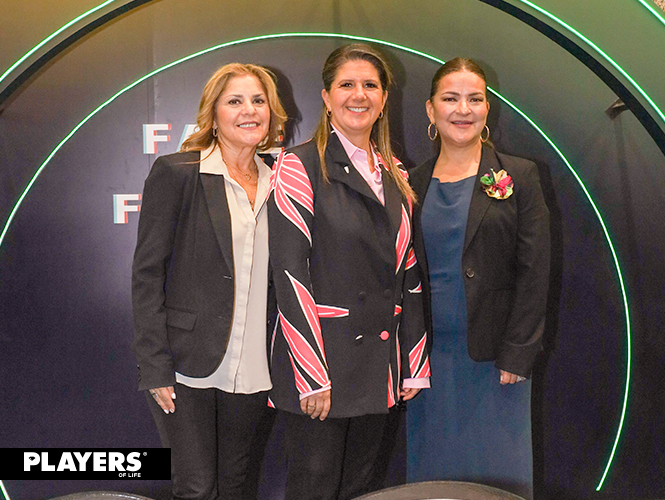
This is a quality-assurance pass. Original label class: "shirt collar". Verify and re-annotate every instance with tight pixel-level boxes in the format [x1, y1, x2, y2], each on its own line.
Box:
[331, 125, 381, 171]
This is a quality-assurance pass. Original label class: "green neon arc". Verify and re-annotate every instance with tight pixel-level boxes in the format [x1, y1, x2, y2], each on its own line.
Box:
[0, 0, 119, 86]
[0, 480, 11, 500]
[502, 2, 661, 486]
[514, 0, 665, 128]
[637, 0, 665, 27]
[0, 32, 630, 493]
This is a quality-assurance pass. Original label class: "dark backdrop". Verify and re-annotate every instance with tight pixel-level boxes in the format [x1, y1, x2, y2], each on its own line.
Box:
[1, 3, 664, 500]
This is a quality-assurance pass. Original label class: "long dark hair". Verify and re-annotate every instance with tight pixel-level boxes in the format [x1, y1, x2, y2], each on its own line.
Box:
[313, 44, 415, 202]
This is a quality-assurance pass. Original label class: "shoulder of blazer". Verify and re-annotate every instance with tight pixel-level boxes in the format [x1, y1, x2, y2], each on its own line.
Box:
[286, 140, 319, 168]
[153, 150, 201, 175]
[493, 149, 538, 176]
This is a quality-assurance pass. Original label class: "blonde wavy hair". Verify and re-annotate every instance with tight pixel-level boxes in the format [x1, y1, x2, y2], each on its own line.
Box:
[313, 44, 415, 203]
[180, 63, 287, 153]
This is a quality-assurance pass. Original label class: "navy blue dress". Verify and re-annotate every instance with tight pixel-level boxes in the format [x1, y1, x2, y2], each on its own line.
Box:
[406, 176, 533, 499]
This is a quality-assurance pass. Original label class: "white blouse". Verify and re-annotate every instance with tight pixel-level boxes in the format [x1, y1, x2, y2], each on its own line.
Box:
[175, 144, 272, 394]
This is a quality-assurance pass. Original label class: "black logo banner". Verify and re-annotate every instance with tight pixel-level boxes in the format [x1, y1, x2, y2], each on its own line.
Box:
[1, 449, 170, 480]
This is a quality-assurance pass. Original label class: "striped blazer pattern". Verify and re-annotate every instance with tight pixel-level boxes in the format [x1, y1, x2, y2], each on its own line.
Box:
[268, 136, 430, 418]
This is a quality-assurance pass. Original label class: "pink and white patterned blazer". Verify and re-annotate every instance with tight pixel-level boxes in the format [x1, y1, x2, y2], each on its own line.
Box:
[267, 135, 430, 418]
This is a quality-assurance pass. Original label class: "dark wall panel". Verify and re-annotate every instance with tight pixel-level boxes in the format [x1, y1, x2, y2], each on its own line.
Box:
[1, 2, 664, 500]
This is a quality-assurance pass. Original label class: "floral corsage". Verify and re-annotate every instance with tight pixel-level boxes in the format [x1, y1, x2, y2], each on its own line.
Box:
[480, 169, 514, 200]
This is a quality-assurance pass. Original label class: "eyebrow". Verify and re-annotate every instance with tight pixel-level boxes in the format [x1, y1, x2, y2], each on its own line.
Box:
[225, 93, 266, 98]
[338, 78, 380, 83]
[440, 90, 484, 95]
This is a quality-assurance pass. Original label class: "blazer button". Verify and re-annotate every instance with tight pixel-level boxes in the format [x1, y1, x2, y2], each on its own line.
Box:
[358, 292, 367, 302]
[383, 289, 392, 299]
[465, 268, 475, 278]
[380, 330, 389, 341]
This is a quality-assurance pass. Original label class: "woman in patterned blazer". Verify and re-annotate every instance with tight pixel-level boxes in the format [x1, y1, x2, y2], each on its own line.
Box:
[268, 43, 431, 500]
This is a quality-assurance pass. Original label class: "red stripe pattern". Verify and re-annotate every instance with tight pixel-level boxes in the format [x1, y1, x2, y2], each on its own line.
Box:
[273, 152, 314, 244]
[278, 309, 330, 388]
[395, 205, 411, 274]
[285, 270, 328, 364]
[409, 333, 431, 379]
[316, 304, 350, 318]
[405, 247, 417, 270]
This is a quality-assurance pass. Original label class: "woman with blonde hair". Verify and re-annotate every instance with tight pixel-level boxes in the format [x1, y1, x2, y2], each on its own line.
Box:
[269, 43, 431, 500]
[132, 62, 286, 500]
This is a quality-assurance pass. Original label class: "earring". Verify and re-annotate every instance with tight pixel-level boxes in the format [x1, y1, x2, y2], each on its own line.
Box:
[480, 124, 490, 143]
[379, 110, 384, 119]
[326, 109, 332, 117]
[427, 122, 438, 141]
[212, 125, 218, 138]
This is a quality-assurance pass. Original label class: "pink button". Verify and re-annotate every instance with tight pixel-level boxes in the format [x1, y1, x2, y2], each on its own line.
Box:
[380, 331, 389, 341]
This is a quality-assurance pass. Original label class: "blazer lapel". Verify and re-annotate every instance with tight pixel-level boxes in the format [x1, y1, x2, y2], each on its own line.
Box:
[197, 145, 237, 274]
[325, 133, 384, 205]
[463, 145, 498, 254]
[200, 172, 234, 276]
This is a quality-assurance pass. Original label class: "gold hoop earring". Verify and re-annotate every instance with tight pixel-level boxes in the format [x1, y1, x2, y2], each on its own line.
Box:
[378, 110, 384, 119]
[427, 122, 438, 141]
[326, 109, 332, 117]
[480, 124, 490, 143]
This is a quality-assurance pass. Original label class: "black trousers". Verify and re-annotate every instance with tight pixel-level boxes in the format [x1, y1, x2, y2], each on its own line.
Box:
[281, 410, 388, 500]
[148, 383, 272, 500]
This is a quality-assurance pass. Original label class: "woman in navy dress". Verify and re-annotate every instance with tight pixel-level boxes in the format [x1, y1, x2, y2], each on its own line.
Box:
[406, 58, 550, 500]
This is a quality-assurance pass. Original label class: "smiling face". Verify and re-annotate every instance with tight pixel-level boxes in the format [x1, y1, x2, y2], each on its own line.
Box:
[214, 74, 271, 152]
[322, 59, 387, 148]
[426, 69, 489, 149]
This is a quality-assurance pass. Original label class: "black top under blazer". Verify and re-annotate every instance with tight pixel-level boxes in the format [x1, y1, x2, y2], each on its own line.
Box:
[131, 151, 275, 391]
[268, 136, 431, 418]
[410, 145, 550, 377]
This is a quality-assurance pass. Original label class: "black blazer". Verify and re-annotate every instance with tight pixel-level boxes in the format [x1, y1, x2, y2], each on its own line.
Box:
[131, 151, 275, 391]
[268, 136, 430, 418]
[411, 145, 550, 377]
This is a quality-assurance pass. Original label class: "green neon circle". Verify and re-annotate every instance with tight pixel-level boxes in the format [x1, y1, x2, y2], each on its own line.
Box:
[637, 0, 665, 27]
[0, 32, 630, 492]
[0, 480, 11, 500]
[515, 0, 665, 128]
[0, 0, 119, 86]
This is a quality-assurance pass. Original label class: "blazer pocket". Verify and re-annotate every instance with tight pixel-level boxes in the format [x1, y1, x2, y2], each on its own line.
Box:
[165, 307, 197, 331]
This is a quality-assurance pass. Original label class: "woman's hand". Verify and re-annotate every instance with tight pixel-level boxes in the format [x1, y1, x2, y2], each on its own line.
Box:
[149, 386, 176, 414]
[400, 387, 421, 401]
[300, 389, 331, 421]
[499, 370, 527, 385]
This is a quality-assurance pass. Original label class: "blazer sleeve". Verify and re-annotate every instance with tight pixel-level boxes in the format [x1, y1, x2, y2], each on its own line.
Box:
[131, 156, 185, 391]
[400, 241, 432, 387]
[392, 165, 431, 387]
[495, 162, 550, 376]
[268, 151, 331, 396]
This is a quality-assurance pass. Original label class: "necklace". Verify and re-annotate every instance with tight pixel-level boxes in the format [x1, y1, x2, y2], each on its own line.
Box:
[230, 167, 254, 181]
[226, 164, 257, 210]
